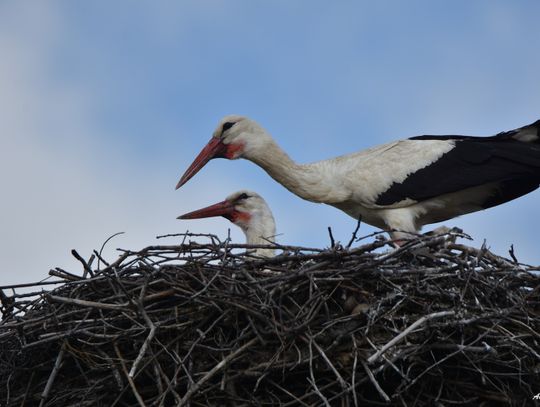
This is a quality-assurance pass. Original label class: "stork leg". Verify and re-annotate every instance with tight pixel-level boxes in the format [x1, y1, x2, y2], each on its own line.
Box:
[389, 230, 417, 247]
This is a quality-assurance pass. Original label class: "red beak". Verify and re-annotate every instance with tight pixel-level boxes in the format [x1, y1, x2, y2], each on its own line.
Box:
[176, 138, 227, 190]
[177, 199, 235, 220]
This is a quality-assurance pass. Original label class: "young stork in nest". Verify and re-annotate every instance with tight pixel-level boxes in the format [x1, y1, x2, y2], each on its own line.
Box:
[178, 190, 276, 257]
[176, 116, 540, 243]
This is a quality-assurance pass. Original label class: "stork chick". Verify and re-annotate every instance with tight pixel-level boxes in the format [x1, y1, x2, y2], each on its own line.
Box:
[176, 116, 540, 242]
[178, 190, 276, 257]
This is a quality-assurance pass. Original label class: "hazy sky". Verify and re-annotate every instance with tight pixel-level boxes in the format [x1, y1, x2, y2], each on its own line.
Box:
[2, 1, 540, 285]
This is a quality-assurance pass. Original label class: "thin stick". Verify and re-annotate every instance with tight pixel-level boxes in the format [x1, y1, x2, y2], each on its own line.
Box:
[0, 280, 66, 290]
[346, 217, 362, 249]
[39, 341, 66, 407]
[308, 338, 330, 407]
[20, 370, 35, 407]
[129, 307, 156, 378]
[48, 294, 130, 311]
[177, 337, 258, 406]
[71, 249, 94, 278]
[327, 227, 335, 248]
[508, 244, 519, 263]
[114, 343, 147, 407]
[361, 360, 390, 402]
[97, 231, 125, 270]
[49, 268, 82, 281]
[351, 335, 359, 407]
[311, 339, 347, 389]
[367, 310, 455, 364]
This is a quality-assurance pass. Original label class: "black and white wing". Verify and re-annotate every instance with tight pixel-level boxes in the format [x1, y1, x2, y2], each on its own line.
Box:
[374, 120, 540, 209]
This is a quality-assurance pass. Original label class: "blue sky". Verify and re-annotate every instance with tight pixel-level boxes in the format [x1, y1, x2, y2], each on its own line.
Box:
[2, 1, 540, 284]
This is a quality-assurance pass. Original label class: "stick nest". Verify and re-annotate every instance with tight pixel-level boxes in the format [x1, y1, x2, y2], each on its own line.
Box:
[1, 230, 539, 406]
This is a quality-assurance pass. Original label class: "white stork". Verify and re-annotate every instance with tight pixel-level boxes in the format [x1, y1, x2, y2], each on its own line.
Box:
[176, 116, 540, 242]
[178, 190, 276, 257]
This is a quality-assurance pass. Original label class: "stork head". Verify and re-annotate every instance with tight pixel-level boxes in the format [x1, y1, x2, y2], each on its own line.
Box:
[178, 190, 276, 241]
[176, 115, 269, 189]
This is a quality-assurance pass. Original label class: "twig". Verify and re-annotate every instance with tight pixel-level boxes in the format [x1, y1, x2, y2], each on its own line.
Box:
[128, 306, 156, 377]
[509, 244, 519, 263]
[311, 339, 347, 389]
[47, 294, 130, 311]
[114, 343, 147, 407]
[177, 337, 258, 406]
[0, 280, 67, 290]
[39, 341, 66, 407]
[71, 249, 94, 278]
[351, 335, 359, 407]
[346, 216, 362, 249]
[49, 268, 82, 281]
[97, 231, 125, 270]
[361, 360, 390, 402]
[367, 310, 455, 364]
[308, 338, 330, 407]
[327, 227, 335, 248]
[20, 370, 35, 407]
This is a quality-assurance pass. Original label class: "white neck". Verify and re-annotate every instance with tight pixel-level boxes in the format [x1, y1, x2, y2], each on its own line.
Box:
[247, 139, 339, 203]
[243, 215, 276, 258]
[246, 233, 275, 258]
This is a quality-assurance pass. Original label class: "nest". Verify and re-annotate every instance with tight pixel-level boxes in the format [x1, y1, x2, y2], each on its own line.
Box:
[0, 230, 539, 406]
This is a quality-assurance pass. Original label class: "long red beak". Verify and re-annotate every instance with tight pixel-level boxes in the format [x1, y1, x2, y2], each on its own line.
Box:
[177, 199, 235, 220]
[176, 138, 227, 190]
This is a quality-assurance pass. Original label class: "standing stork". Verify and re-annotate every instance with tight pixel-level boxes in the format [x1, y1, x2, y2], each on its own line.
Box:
[178, 190, 276, 257]
[176, 116, 540, 241]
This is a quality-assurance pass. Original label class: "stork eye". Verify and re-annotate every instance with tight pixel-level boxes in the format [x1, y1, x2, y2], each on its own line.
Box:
[222, 122, 235, 133]
[237, 193, 249, 200]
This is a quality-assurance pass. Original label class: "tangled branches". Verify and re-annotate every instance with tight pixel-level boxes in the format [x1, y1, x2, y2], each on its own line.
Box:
[0, 231, 539, 406]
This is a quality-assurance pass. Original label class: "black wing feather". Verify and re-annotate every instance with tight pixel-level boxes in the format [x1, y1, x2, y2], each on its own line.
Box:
[376, 121, 540, 206]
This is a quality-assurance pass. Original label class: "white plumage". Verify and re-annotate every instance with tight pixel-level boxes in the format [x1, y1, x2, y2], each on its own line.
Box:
[178, 190, 276, 257]
[177, 116, 540, 242]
